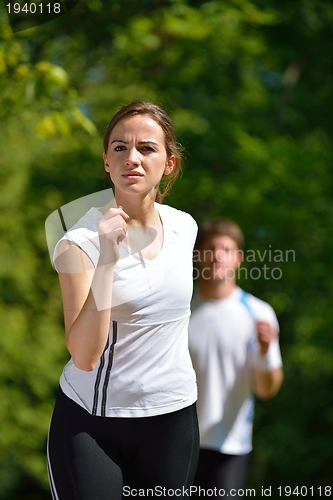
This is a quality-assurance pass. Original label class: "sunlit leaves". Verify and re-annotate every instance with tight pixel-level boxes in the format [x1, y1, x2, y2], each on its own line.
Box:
[1, 0, 333, 496]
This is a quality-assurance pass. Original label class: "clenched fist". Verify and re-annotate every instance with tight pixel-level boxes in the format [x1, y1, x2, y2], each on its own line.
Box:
[256, 320, 278, 355]
[97, 207, 130, 266]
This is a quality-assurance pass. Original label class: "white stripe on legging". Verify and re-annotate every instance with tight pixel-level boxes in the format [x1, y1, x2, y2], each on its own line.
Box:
[46, 432, 59, 500]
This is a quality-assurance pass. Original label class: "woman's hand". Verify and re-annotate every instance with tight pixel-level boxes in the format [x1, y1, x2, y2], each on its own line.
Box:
[97, 207, 130, 265]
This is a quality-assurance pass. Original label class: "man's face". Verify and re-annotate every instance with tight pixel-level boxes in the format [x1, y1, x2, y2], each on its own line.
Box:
[198, 235, 242, 282]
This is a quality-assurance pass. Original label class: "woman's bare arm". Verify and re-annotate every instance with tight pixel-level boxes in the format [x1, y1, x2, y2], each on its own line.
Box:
[55, 208, 128, 371]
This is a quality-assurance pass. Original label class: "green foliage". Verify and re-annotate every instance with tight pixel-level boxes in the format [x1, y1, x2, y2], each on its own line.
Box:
[1, 0, 333, 497]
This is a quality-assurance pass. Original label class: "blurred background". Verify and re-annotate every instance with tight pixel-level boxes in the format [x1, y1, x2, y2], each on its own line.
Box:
[0, 0, 333, 498]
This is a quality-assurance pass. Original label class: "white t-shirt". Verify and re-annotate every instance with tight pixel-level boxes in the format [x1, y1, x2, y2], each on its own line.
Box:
[188, 286, 282, 455]
[54, 203, 198, 418]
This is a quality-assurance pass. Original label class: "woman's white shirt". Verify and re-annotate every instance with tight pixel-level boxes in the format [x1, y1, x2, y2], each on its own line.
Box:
[54, 203, 198, 417]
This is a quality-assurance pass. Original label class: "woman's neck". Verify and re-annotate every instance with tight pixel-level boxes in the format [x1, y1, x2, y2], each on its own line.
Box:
[115, 191, 158, 227]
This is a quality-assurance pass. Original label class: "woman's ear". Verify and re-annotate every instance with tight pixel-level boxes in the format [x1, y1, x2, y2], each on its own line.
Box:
[164, 155, 176, 176]
[103, 152, 110, 172]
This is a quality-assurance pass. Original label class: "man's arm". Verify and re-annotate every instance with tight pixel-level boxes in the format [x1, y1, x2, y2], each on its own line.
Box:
[252, 320, 284, 400]
[253, 366, 284, 400]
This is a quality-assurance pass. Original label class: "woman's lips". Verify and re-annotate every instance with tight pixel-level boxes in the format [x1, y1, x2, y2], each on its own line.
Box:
[122, 170, 143, 179]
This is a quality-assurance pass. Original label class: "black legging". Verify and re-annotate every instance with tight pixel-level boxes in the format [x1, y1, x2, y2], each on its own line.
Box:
[47, 388, 199, 499]
[192, 448, 251, 499]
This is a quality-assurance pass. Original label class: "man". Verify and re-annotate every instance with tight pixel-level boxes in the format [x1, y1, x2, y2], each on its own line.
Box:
[189, 219, 283, 498]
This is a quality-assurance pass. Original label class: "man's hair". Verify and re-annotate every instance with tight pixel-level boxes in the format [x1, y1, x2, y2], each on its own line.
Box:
[196, 218, 244, 251]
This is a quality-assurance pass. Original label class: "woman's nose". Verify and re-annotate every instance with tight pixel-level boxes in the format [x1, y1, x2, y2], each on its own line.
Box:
[125, 148, 141, 166]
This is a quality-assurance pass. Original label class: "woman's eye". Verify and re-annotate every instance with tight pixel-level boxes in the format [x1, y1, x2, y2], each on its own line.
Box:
[142, 146, 155, 153]
[114, 145, 126, 151]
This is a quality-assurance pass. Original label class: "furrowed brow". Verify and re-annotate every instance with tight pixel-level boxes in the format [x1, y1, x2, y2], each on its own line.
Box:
[138, 141, 159, 146]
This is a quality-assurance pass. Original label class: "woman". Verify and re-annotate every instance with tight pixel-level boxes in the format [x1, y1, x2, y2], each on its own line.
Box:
[47, 101, 199, 500]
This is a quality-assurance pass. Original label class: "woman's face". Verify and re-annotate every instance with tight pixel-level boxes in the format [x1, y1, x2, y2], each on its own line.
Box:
[103, 114, 175, 199]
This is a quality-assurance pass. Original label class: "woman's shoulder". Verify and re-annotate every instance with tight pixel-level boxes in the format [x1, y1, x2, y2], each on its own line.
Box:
[155, 203, 197, 229]
[53, 208, 103, 270]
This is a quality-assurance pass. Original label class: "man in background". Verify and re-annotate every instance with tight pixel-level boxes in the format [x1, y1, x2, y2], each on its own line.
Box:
[189, 219, 283, 498]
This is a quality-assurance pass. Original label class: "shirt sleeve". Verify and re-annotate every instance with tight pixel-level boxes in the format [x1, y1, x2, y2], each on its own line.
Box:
[52, 209, 101, 271]
[251, 337, 283, 371]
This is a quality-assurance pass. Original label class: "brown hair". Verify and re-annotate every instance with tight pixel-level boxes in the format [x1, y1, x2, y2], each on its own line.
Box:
[103, 101, 183, 203]
[196, 218, 244, 251]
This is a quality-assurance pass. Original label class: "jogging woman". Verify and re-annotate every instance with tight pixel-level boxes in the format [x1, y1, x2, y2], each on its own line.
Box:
[47, 101, 199, 500]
